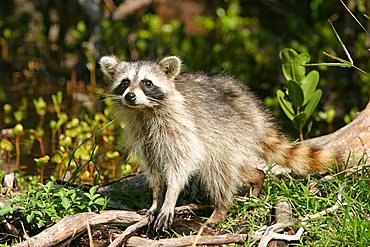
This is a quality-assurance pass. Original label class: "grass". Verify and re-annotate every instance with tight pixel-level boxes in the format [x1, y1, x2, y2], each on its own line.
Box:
[221, 158, 370, 246]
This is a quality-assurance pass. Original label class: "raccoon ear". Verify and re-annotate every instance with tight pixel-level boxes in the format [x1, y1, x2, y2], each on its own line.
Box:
[158, 56, 181, 78]
[99, 56, 119, 79]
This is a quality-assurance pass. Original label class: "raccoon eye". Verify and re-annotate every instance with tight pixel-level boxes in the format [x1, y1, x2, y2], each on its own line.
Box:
[121, 78, 130, 86]
[142, 79, 153, 88]
[113, 78, 130, 95]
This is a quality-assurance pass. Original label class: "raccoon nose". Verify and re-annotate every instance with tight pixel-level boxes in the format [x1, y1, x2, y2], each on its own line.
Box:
[125, 92, 137, 102]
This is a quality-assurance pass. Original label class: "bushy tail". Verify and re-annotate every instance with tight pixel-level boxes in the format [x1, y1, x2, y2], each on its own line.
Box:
[262, 128, 334, 175]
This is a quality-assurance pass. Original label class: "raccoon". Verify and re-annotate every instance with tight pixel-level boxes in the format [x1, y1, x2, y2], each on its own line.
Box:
[99, 55, 334, 231]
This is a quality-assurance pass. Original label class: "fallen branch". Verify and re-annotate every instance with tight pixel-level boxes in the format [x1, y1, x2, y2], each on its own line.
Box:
[123, 194, 346, 247]
[14, 210, 144, 247]
[126, 233, 257, 247]
[108, 217, 149, 247]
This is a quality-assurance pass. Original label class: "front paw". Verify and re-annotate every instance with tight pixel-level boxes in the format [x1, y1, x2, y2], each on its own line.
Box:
[146, 205, 158, 224]
[153, 207, 174, 231]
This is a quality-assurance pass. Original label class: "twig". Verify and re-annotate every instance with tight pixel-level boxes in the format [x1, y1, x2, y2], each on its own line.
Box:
[86, 221, 94, 247]
[109, 204, 208, 246]
[108, 217, 149, 247]
[190, 221, 207, 247]
[20, 220, 29, 240]
[319, 163, 370, 183]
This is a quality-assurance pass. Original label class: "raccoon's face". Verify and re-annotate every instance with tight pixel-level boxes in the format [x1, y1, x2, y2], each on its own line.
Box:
[100, 56, 181, 109]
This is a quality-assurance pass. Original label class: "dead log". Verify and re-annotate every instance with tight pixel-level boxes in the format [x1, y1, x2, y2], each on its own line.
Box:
[303, 101, 370, 165]
[13, 210, 144, 247]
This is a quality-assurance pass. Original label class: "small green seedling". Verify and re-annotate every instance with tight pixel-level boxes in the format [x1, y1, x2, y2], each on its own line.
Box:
[33, 97, 47, 117]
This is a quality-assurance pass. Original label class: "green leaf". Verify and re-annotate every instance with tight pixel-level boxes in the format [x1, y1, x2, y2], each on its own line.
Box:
[26, 213, 34, 223]
[34, 211, 43, 217]
[83, 192, 91, 200]
[304, 89, 322, 118]
[93, 197, 107, 206]
[287, 80, 304, 109]
[61, 197, 71, 209]
[279, 48, 310, 82]
[37, 219, 45, 228]
[36, 201, 45, 208]
[89, 194, 100, 202]
[89, 186, 98, 196]
[0, 204, 13, 216]
[301, 70, 319, 105]
[277, 90, 294, 120]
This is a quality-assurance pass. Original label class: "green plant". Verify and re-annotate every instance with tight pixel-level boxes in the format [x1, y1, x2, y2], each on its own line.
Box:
[15, 174, 40, 191]
[0, 138, 13, 168]
[82, 185, 109, 212]
[33, 97, 47, 119]
[3, 103, 13, 125]
[0, 181, 109, 229]
[317, 106, 336, 133]
[34, 155, 50, 180]
[51, 91, 63, 117]
[13, 123, 24, 168]
[277, 48, 322, 140]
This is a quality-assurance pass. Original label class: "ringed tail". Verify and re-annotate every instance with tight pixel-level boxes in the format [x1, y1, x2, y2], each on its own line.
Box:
[262, 128, 334, 175]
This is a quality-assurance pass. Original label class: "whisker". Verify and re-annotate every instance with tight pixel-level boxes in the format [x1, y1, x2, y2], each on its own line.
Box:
[147, 97, 162, 105]
[98, 97, 121, 104]
[100, 93, 123, 101]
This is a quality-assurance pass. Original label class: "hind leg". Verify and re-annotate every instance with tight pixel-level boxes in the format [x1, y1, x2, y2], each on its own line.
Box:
[206, 169, 265, 226]
[248, 168, 265, 197]
[206, 204, 229, 226]
[240, 167, 265, 197]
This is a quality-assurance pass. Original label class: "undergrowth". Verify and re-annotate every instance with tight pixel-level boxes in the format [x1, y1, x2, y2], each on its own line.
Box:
[0, 180, 109, 245]
[222, 156, 369, 246]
